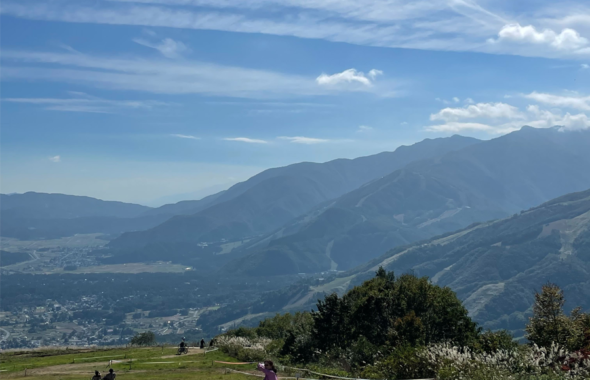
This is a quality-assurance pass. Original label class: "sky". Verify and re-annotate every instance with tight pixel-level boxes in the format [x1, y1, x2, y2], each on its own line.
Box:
[1, 0, 590, 205]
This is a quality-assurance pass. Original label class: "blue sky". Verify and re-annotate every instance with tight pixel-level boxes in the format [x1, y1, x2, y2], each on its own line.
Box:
[1, 0, 589, 205]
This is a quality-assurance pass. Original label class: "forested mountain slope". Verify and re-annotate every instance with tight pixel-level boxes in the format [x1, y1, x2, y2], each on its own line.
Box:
[323, 188, 590, 337]
[228, 127, 590, 275]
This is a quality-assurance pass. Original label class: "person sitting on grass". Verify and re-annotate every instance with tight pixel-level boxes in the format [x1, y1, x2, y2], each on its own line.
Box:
[91, 370, 101, 380]
[103, 368, 116, 380]
[256, 360, 278, 380]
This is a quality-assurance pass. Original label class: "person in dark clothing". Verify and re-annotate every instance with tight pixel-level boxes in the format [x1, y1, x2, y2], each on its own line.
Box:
[102, 368, 116, 380]
[177, 337, 187, 354]
[209, 338, 214, 347]
[200, 338, 205, 349]
[91, 370, 101, 380]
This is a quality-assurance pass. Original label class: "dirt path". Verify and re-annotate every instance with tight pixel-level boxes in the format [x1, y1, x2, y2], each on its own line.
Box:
[161, 348, 204, 359]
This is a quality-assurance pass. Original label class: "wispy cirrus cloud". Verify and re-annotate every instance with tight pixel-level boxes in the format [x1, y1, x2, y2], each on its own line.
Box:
[223, 137, 268, 143]
[1, 50, 393, 98]
[3, 93, 168, 113]
[171, 134, 200, 140]
[3, 0, 589, 59]
[49, 155, 61, 163]
[278, 136, 330, 144]
[133, 37, 188, 58]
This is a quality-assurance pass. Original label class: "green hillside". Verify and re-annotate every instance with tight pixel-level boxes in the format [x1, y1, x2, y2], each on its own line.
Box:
[324, 188, 590, 337]
[0, 345, 254, 380]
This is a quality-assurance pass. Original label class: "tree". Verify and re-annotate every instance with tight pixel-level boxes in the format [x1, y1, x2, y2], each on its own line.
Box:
[297, 268, 479, 367]
[525, 282, 588, 350]
[130, 331, 156, 346]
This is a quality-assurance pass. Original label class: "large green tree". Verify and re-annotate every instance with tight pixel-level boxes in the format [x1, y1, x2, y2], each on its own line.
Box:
[312, 268, 479, 353]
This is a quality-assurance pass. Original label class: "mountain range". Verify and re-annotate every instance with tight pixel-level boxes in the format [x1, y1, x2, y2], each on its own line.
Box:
[225, 127, 590, 275]
[200, 187, 590, 338]
[0, 192, 171, 239]
[108, 135, 479, 248]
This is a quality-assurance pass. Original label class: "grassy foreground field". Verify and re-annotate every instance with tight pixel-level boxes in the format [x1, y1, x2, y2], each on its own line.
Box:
[0, 346, 259, 380]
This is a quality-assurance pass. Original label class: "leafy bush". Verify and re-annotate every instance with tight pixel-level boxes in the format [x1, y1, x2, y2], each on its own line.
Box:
[474, 329, 519, 354]
[130, 331, 156, 346]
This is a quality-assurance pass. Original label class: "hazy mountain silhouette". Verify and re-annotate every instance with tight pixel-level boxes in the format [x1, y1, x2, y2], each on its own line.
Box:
[227, 127, 590, 275]
[0, 192, 169, 239]
[109, 135, 479, 249]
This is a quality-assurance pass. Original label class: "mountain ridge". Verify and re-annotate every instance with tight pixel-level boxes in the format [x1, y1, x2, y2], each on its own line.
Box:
[226, 127, 590, 275]
[109, 135, 480, 249]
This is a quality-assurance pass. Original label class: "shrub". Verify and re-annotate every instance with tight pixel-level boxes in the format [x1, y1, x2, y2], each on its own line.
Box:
[130, 331, 156, 346]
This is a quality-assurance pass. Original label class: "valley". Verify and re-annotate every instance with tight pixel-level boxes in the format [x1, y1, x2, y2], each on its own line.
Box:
[2, 128, 590, 349]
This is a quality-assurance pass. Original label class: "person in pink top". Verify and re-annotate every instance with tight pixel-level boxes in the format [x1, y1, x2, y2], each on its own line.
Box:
[256, 360, 278, 380]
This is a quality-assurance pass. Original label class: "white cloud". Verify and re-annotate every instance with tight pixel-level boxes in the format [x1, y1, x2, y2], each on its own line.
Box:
[316, 69, 382, 87]
[489, 23, 588, 51]
[400, 121, 408, 125]
[3, 94, 168, 113]
[223, 137, 268, 144]
[426, 122, 497, 133]
[523, 91, 590, 111]
[453, 97, 460, 103]
[426, 101, 590, 134]
[526, 105, 590, 131]
[430, 102, 523, 122]
[368, 69, 383, 80]
[49, 155, 61, 163]
[559, 113, 590, 131]
[278, 136, 329, 144]
[582, 64, 589, 69]
[171, 134, 200, 140]
[133, 37, 188, 58]
[464, 98, 475, 104]
[357, 125, 373, 132]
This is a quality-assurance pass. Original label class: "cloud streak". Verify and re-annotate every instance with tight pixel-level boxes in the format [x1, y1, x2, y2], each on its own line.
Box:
[1, 50, 393, 98]
[3, 94, 168, 113]
[3, 0, 588, 59]
[224, 137, 268, 143]
[133, 37, 189, 58]
[171, 134, 200, 139]
[278, 136, 330, 144]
